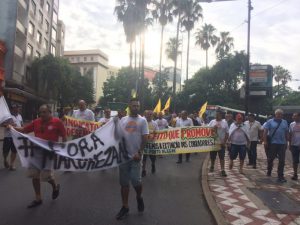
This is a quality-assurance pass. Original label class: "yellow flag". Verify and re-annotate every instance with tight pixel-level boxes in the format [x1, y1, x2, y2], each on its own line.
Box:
[131, 89, 137, 98]
[125, 106, 130, 116]
[162, 97, 171, 113]
[153, 99, 161, 113]
[199, 101, 208, 118]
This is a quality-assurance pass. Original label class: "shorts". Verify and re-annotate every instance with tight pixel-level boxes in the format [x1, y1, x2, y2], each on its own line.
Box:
[230, 144, 247, 160]
[27, 167, 54, 182]
[291, 146, 300, 164]
[119, 160, 142, 187]
[210, 146, 225, 160]
[3, 137, 17, 154]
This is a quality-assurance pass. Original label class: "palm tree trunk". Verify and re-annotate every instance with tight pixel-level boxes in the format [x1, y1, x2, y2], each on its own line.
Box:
[129, 42, 133, 68]
[159, 25, 165, 97]
[186, 30, 190, 80]
[140, 32, 145, 111]
[206, 49, 208, 69]
[173, 14, 181, 110]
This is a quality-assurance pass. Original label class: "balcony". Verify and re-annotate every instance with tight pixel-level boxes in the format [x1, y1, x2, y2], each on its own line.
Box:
[14, 45, 25, 59]
[16, 20, 26, 35]
[18, 0, 28, 10]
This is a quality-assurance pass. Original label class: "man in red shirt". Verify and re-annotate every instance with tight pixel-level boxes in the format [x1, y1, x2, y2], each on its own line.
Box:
[14, 104, 67, 208]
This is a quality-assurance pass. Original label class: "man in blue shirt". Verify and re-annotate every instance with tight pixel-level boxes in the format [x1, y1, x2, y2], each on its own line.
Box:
[263, 109, 289, 183]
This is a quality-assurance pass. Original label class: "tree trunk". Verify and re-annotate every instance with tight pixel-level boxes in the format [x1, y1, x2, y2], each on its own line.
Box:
[159, 25, 165, 97]
[173, 14, 181, 111]
[129, 42, 133, 68]
[206, 49, 208, 69]
[186, 30, 190, 80]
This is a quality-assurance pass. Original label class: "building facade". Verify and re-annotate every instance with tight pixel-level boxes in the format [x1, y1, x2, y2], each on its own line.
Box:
[0, 0, 64, 120]
[64, 50, 111, 104]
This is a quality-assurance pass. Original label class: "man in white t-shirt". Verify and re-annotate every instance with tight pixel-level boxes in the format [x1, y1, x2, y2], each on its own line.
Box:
[244, 114, 262, 169]
[155, 112, 168, 130]
[72, 100, 95, 121]
[208, 111, 228, 177]
[289, 112, 300, 180]
[2, 104, 23, 170]
[98, 108, 111, 125]
[115, 98, 149, 220]
[176, 110, 193, 163]
[72, 100, 95, 138]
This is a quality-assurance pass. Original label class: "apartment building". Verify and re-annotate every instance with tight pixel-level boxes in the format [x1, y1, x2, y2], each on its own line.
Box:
[0, 0, 63, 119]
[64, 50, 111, 104]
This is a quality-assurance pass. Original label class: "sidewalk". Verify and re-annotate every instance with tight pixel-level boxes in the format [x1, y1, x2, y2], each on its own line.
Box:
[203, 145, 300, 225]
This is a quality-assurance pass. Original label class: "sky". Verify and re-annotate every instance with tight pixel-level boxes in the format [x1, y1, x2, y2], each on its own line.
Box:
[59, 0, 300, 90]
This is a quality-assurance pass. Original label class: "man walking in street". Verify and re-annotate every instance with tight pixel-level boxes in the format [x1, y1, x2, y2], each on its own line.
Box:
[176, 110, 193, 163]
[12, 105, 66, 208]
[72, 100, 95, 121]
[289, 112, 300, 180]
[263, 109, 289, 183]
[155, 111, 168, 130]
[142, 110, 158, 177]
[245, 114, 262, 169]
[2, 104, 23, 170]
[115, 98, 149, 220]
[98, 107, 111, 124]
[208, 111, 228, 177]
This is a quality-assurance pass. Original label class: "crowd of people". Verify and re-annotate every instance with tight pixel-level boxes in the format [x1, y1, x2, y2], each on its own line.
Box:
[1, 98, 300, 220]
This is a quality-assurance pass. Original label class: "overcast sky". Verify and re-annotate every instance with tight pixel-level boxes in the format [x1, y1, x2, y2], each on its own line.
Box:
[59, 0, 300, 89]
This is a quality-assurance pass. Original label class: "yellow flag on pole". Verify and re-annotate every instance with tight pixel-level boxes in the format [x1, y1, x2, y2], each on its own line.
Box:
[162, 97, 171, 113]
[153, 99, 161, 113]
[199, 101, 208, 118]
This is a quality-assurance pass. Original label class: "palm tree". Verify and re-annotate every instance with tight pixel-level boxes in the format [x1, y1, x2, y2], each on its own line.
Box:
[215, 31, 234, 60]
[274, 65, 292, 92]
[165, 37, 182, 63]
[181, 0, 203, 80]
[152, 0, 174, 76]
[195, 23, 218, 69]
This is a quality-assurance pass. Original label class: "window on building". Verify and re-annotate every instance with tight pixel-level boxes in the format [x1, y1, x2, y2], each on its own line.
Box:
[43, 38, 48, 49]
[53, 10, 58, 24]
[51, 44, 56, 55]
[37, 31, 42, 44]
[77, 57, 80, 62]
[84, 57, 87, 62]
[51, 27, 56, 41]
[35, 51, 41, 58]
[28, 22, 35, 35]
[38, 10, 43, 24]
[27, 44, 33, 57]
[31, 0, 36, 15]
[90, 56, 94, 61]
[46, 2, 50, 14]
[45, 20, 49, 33]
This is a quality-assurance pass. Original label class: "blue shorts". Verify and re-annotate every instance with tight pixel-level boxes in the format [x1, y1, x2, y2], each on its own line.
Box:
[291, 146, 300, 164]
[119, 160, 142, 187]
[210, 146, 225, 160]
[230, 144, 247, 160]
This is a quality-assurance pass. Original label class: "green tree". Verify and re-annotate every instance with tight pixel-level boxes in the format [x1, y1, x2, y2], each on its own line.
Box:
[215, 31, 234, 60]
[181, 0, 203, 80]
[195, 23, 218, 69]
[273, 65, 292, 93]
[152, 71, 172, 102]
[165, 37, 182, 63]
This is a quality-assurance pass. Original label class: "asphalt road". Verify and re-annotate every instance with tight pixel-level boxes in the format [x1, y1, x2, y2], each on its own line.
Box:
[0, 150, 216, 225]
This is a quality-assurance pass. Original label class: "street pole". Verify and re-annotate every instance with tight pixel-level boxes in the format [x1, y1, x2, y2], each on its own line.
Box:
[245, 0, 252, 115]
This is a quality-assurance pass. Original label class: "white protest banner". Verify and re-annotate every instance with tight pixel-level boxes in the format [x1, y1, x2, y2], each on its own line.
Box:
[11, 121, 130, 172]
[0, 96, 12, 124]
[144, 126, 219, 155]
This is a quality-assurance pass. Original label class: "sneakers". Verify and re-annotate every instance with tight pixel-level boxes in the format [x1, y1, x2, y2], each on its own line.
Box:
[52, 184, 60, 200]
[27, 200, 42, 208]
[221, 170, 227, 177]
[142, 170, 146, 177]
[253, 165, 257, 169]
[116, 206, 129, 220]
[291, 174, 298, 181]
[137, 197, 144, 212]
[277, 177, 287, 183]
[151, 165, 156, 174]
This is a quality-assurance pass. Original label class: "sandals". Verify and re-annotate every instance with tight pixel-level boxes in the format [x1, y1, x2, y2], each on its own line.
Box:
[27, 200, 42, 208]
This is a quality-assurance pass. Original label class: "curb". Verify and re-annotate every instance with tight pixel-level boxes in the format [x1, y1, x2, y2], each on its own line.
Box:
[201, 154, 229, 225]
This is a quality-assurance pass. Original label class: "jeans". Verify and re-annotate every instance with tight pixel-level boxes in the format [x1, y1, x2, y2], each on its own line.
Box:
[267, 144, 286, 178]
[247, 141, 258, 165]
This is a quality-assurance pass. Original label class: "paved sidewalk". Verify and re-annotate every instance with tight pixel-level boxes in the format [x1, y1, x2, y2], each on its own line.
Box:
[204, 145, 300, 225]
